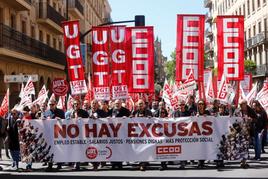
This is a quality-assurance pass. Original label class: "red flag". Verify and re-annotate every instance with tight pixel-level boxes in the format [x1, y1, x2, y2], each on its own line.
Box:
[0, 88, 9, 117]
[84, 73, 94, 102]
[217, 16, 244, 81]
[126, 26, 155, 93]
[176, 14, 205, 82]
[91, 26, 111, 100]
[62, 20, 87, 95]
[110, 26, 129, 99]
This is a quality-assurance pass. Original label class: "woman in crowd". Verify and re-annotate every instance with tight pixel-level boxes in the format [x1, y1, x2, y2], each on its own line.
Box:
[196, 99, 210, 168]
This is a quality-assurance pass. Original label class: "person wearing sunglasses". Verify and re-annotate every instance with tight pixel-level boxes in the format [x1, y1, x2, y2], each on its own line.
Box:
[44, 99, 65, 120]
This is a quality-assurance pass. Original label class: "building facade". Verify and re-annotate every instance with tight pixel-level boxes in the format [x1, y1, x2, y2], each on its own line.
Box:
[204, 0, 268, 84]
[154, 37, 166, 86]
[0, 0, 111, 106]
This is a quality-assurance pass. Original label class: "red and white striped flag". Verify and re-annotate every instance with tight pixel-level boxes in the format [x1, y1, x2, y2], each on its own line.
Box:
[205, 72, 215, 103]
[57, 95, 66, 111]
[23, 77, 35, 96]
[67, 95, 74, 111]
[33, 85, 48, 106]
[246, 83, 257, 103]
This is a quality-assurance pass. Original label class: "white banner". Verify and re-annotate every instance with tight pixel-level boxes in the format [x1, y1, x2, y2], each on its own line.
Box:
[19, 117, 249, 163]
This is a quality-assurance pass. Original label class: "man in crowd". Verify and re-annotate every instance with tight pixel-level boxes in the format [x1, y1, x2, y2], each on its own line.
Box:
[44, 99, 65, 120]
[110, 99, 131, 169]
[131, 99, 153, 171]
[44, 99, 65, 171]
[66, 99, 89, 170]
[251, 100, 267, 160]
[234, 99, 257, 168]
[186, 95, 197, 116]
[0, 116, 9, 161]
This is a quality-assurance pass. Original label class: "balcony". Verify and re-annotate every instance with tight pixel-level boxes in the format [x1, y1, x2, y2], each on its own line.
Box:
[2, 0, 31, 11]
[252, 31, 268, 46]
[205, 12, 213, 23]
[254, 64, 268, 77]
[37, 2, 66, 34]
[68, 0, 84, 19]
[245, 31, 268, 50]
[204, 0, 212, 8]
[245, 38, 253, 50]
[0, 23, 66, 68]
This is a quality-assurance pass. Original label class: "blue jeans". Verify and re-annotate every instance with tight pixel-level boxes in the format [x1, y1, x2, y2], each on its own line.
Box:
[254, 132, 263, 159]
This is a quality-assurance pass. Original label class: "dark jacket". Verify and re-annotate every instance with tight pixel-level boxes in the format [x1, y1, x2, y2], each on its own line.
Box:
[44, 108, 65, 119]
[255, 110, 268, 133]
[172, 110, 191, 118]
[153, 108, 168, 118]
[111, 107, 130, 117]
[7, 117, 20, 151]
[131, 109, 153, 117]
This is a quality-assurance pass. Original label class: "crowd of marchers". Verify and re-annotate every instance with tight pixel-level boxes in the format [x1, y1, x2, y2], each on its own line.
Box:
[0, 94, 267, 172]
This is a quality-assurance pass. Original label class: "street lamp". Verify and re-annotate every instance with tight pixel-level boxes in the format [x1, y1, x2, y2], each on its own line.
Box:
[80, 15, 145, 41]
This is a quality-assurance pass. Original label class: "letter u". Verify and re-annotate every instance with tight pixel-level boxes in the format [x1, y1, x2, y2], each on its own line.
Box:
[111, 27, 125, 43]
[93, 30, 108, 44]
[64, 24, 78, 39]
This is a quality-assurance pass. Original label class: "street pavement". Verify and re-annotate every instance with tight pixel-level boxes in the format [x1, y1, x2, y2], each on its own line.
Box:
[1, 147, 268, 179]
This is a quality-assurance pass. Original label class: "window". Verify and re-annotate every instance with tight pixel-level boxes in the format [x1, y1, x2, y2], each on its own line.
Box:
[257, 0, 261, 8]
[39, 30, 43, 42]
[247, 0, 250, 16]
[239, 7, 241, 15]
[258, 21, 262, 33]
[31, 25, 35, 38]
[252, 0, 255, 12]
[264, 18, 267, 32]
[0, 8, 3, 23]
[53, 38, 56, 48]
[47, 34, 50, 46]
[21, 20, 26, 34]
[253, 25, 256, 36]
[59, 40, 62, 51]
[243, 4, 246, 15]
[10, 14, 16, 29]
[264, 0, 266, 4]
[248, 28, 251, 38]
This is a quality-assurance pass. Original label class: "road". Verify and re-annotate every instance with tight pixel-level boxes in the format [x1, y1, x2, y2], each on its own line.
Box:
[1, 148, 268, 178]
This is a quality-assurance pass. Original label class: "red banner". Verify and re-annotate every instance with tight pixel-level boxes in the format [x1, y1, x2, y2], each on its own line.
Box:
[176, 15, 205, 82]
[92, 26, 111, 100]
[62, 20, 87, 95]
[110, 26, 128, 99]
[126, 27, 154, 93]
[217, 16, 244, 81]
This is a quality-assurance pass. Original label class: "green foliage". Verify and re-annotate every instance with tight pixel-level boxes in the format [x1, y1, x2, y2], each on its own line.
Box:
[244, 59, 256, 73]
[164, 51, 176, 81]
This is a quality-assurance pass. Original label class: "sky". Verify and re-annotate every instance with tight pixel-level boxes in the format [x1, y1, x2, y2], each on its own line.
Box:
[108, 0, 206, 59]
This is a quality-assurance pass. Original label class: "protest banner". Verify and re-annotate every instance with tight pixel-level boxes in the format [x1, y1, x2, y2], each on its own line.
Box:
[19, 116, 249, 163]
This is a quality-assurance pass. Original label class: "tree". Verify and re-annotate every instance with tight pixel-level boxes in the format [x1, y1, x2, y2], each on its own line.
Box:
[164, 51, 176, 81]
[244, 59, 256, 74]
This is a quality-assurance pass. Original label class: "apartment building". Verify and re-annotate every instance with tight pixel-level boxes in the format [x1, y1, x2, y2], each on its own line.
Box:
[0, 0, 111, 106]
[204, 0, 268, 84]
